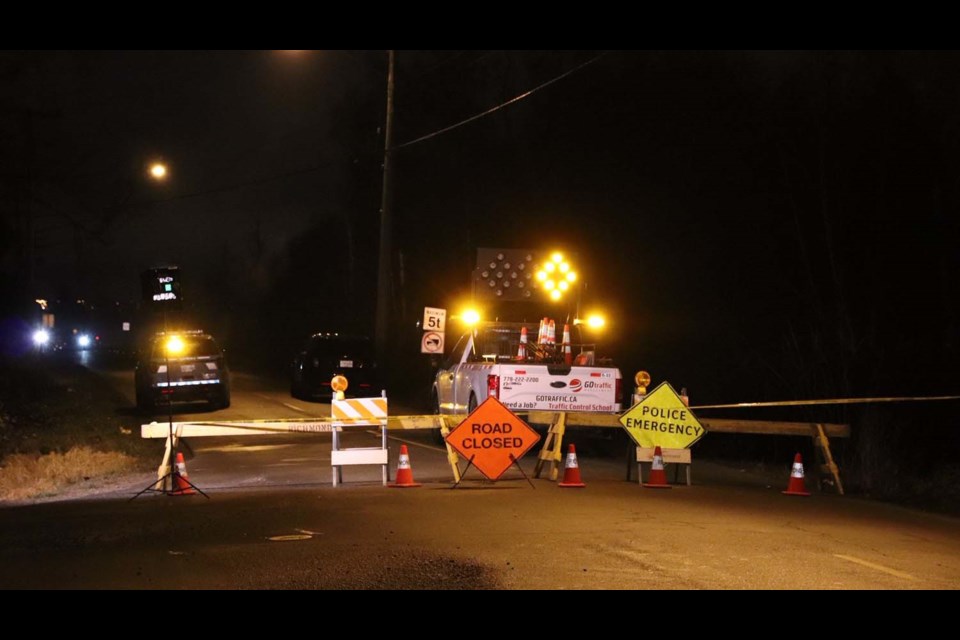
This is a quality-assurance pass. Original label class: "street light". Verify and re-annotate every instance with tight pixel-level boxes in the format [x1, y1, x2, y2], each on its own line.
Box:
[149, 162, 168, 181]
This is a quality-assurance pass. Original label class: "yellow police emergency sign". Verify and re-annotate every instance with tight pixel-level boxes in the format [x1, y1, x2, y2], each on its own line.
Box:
[619, 381, 706, 449]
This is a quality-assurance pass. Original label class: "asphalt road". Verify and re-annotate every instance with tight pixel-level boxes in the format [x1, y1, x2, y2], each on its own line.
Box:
[1, 362, 958, 589]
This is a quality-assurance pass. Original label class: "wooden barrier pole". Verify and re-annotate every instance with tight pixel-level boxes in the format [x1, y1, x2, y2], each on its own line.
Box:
[439, 416, 461, 483]
[534, 412, 566, 479]
[813, 423, 844, 495]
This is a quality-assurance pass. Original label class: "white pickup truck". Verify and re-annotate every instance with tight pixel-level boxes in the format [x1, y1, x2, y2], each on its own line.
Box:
[431, 321, 623, 415]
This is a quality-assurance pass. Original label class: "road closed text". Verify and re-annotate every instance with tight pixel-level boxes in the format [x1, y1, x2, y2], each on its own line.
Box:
[622, 406, 703, 437]
[460, 422, 525, 449]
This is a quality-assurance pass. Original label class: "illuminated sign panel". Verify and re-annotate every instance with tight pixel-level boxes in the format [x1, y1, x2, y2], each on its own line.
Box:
[141, 267, 183, 309]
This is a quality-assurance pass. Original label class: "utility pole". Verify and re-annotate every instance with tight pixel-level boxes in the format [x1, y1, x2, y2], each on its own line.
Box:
[375, 50, 395, 361]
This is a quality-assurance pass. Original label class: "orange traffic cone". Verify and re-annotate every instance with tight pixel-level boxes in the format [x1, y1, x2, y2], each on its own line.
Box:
[548, 319, 556, 345]
[389, 444, 422, 488]
[782, 452, 811, 496]
[558, 444, 586, 487]
[561, 323, 572, 365]
[643, 445, 672, 489]
[170, 452, 197, 496]
[517, 326, 528, 361]
[538, 317, 548, 344]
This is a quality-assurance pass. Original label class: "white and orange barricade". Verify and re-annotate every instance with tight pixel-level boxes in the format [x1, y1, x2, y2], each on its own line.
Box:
[331, 394, 389, 487]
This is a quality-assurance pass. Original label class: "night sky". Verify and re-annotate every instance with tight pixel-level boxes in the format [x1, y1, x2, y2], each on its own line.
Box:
[2, 50, 959, 411]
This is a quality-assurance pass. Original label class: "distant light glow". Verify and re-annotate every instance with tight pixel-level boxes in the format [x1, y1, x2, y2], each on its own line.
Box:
[33, 329, 50, 346]
[149, 163, 168, 180]
[35, 299, 48, 310]
[77, 334, 91, 348]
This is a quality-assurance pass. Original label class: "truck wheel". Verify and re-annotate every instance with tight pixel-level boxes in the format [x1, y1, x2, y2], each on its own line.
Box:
[468, 393, 478, 413]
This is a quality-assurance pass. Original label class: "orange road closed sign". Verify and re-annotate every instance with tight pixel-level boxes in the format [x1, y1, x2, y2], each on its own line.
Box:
[445, 397, 541, 480]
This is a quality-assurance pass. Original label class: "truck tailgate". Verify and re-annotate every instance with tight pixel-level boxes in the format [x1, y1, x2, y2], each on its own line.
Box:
[498, 366, 620, 412]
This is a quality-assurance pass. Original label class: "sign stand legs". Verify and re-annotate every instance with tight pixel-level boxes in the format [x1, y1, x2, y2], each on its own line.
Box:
[451, 455, 477, 489]
[509, 454, 535, 489]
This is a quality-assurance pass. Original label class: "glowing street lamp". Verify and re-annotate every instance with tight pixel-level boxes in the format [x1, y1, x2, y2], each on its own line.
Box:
[149, 162, 168, 181]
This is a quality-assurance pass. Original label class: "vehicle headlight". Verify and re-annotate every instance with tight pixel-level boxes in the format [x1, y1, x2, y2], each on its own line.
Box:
[77, 334, 91, 348]
[33, 329, 50, 346]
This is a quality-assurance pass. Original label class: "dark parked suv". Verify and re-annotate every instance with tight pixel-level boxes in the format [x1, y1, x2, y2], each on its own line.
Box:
[290, 333, 381, 400]
[134, 330, 231, 411]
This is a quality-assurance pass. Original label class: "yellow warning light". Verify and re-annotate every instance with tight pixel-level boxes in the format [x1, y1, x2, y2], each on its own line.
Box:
[587, 314, 605, 329]
[634, 370, 651, 388]
[540, 250, 575, 301]
[462, 309, 481, 325]
[331, 375, 349, 392]
[165, 335, 184, 355]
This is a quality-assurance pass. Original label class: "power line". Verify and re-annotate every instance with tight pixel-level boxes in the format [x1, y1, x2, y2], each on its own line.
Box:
[393, 52, 608, 150]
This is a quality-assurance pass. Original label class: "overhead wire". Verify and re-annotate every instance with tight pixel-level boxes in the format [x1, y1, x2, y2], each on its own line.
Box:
[393, 52, 608, 150]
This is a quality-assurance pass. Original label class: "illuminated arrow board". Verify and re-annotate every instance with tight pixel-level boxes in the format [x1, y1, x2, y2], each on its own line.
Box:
[619, 381, 706, 449]
[445, 397, 541, 480]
